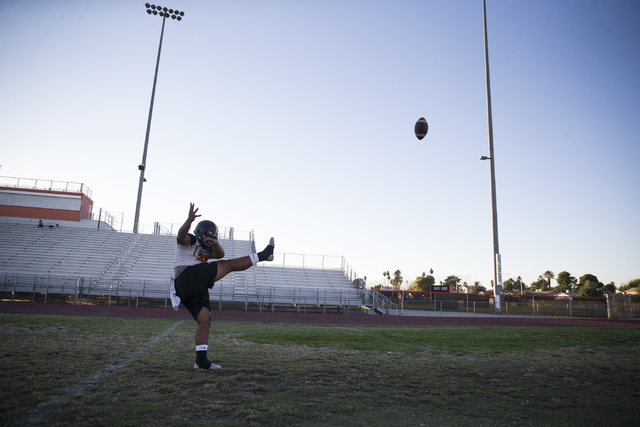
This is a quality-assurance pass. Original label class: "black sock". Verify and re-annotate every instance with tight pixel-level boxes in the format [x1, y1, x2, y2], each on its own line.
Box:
[196, 350, 211, 369]
[258, 244, 274, 262]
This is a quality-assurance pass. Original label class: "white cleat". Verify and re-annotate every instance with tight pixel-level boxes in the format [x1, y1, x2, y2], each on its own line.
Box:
[194, 362, 221, 370]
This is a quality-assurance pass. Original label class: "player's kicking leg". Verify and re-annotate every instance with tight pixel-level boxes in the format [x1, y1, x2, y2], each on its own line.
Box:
[214, 237, 275, 282]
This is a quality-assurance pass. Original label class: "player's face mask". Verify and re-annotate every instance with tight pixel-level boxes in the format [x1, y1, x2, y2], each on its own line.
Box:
[200, 231, 217, 251]
[195, 220, 219, 251]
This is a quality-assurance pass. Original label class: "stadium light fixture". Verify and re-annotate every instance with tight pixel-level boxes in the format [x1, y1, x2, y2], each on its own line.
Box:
[133, 3, 185, 234]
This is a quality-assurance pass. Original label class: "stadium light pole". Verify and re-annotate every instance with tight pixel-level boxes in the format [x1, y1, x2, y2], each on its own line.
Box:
[479, 0, 502, 314]
[133, 3, 184, 234]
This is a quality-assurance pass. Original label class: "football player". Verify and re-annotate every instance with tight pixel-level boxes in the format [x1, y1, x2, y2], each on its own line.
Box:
[171, 203, 274, 369]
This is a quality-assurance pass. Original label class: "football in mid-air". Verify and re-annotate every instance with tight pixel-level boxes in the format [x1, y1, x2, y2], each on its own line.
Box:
[414, 117, 429, 140]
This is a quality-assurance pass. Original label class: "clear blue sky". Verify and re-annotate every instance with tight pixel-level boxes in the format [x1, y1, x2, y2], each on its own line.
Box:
[1, 0, 639, 289]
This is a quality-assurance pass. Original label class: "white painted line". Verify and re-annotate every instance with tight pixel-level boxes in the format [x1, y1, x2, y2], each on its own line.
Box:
[24, 321, 184, 425]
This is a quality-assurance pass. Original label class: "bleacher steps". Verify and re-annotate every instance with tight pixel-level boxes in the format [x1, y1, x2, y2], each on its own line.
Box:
[0, 222, 365, 311]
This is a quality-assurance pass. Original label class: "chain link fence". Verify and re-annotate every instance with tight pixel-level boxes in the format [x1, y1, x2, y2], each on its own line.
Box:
[379, 291, 636, 319]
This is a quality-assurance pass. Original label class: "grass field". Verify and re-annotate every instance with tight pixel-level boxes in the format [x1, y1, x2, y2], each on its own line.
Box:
[1, 314, 639, 426]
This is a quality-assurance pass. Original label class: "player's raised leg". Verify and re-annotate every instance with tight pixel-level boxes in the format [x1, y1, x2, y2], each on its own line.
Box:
[214, 237, 275, 282]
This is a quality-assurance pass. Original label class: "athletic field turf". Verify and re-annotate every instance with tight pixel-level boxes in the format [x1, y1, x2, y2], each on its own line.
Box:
[1, 306, 639, 426]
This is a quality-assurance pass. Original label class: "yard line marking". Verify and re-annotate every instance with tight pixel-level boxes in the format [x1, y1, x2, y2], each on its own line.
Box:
[24, 321, 184, 425]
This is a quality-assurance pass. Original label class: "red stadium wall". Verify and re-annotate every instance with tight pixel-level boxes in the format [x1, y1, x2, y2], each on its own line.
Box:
[0, 186, 93, 222]
[0, 205, 82, 222]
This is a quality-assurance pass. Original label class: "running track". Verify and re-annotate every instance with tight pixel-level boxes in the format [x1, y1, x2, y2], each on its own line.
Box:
[1, 301, 638, 328]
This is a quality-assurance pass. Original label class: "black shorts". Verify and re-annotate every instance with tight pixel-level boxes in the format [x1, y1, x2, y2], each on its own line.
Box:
[175, 262, 219, 320]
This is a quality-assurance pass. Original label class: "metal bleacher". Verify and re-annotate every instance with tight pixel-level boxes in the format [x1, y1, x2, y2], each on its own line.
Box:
[0, 221, 385, 313]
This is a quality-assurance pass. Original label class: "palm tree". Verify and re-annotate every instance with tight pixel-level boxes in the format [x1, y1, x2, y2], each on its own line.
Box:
[470, 281, 486, 293]
[543, 271, 555, 290]
[383, 271, 391, 288]
[392, 270, 403, 291]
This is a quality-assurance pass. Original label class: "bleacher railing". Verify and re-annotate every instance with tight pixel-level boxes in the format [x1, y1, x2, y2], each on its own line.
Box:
[0, 271, 387, 314]
[90, 208, 120, 230]
[116, 222, 252, 240]
[0, 176, 92, 199]
[269, 253, 346, 270]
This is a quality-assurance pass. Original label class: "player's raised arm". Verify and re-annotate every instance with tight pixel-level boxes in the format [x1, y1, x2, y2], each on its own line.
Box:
[208, 238, 225, 259]
[177, 203, 200, 246]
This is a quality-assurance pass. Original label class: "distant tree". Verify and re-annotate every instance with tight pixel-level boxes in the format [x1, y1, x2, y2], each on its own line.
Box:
[505, 276, 526, 293]
[619, 278, 640, 292]
[530, 276, 548, 291]
[382, 271, 391, 288]
[555, 271, 577, 292]
[543, 271, 555, 289]
[443, 275, 461, 291]
[413, 273, 435, 292]
[371, 284, 383, 290]
[579, 280, 603, 297]
[469, 281, 486, 293]
[391, 270, 403, 291]
[578, 274, 602, 289]
[602, 282, 617, 294]
[576, 274, 606, 297]
[503, 278, 517, 292]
